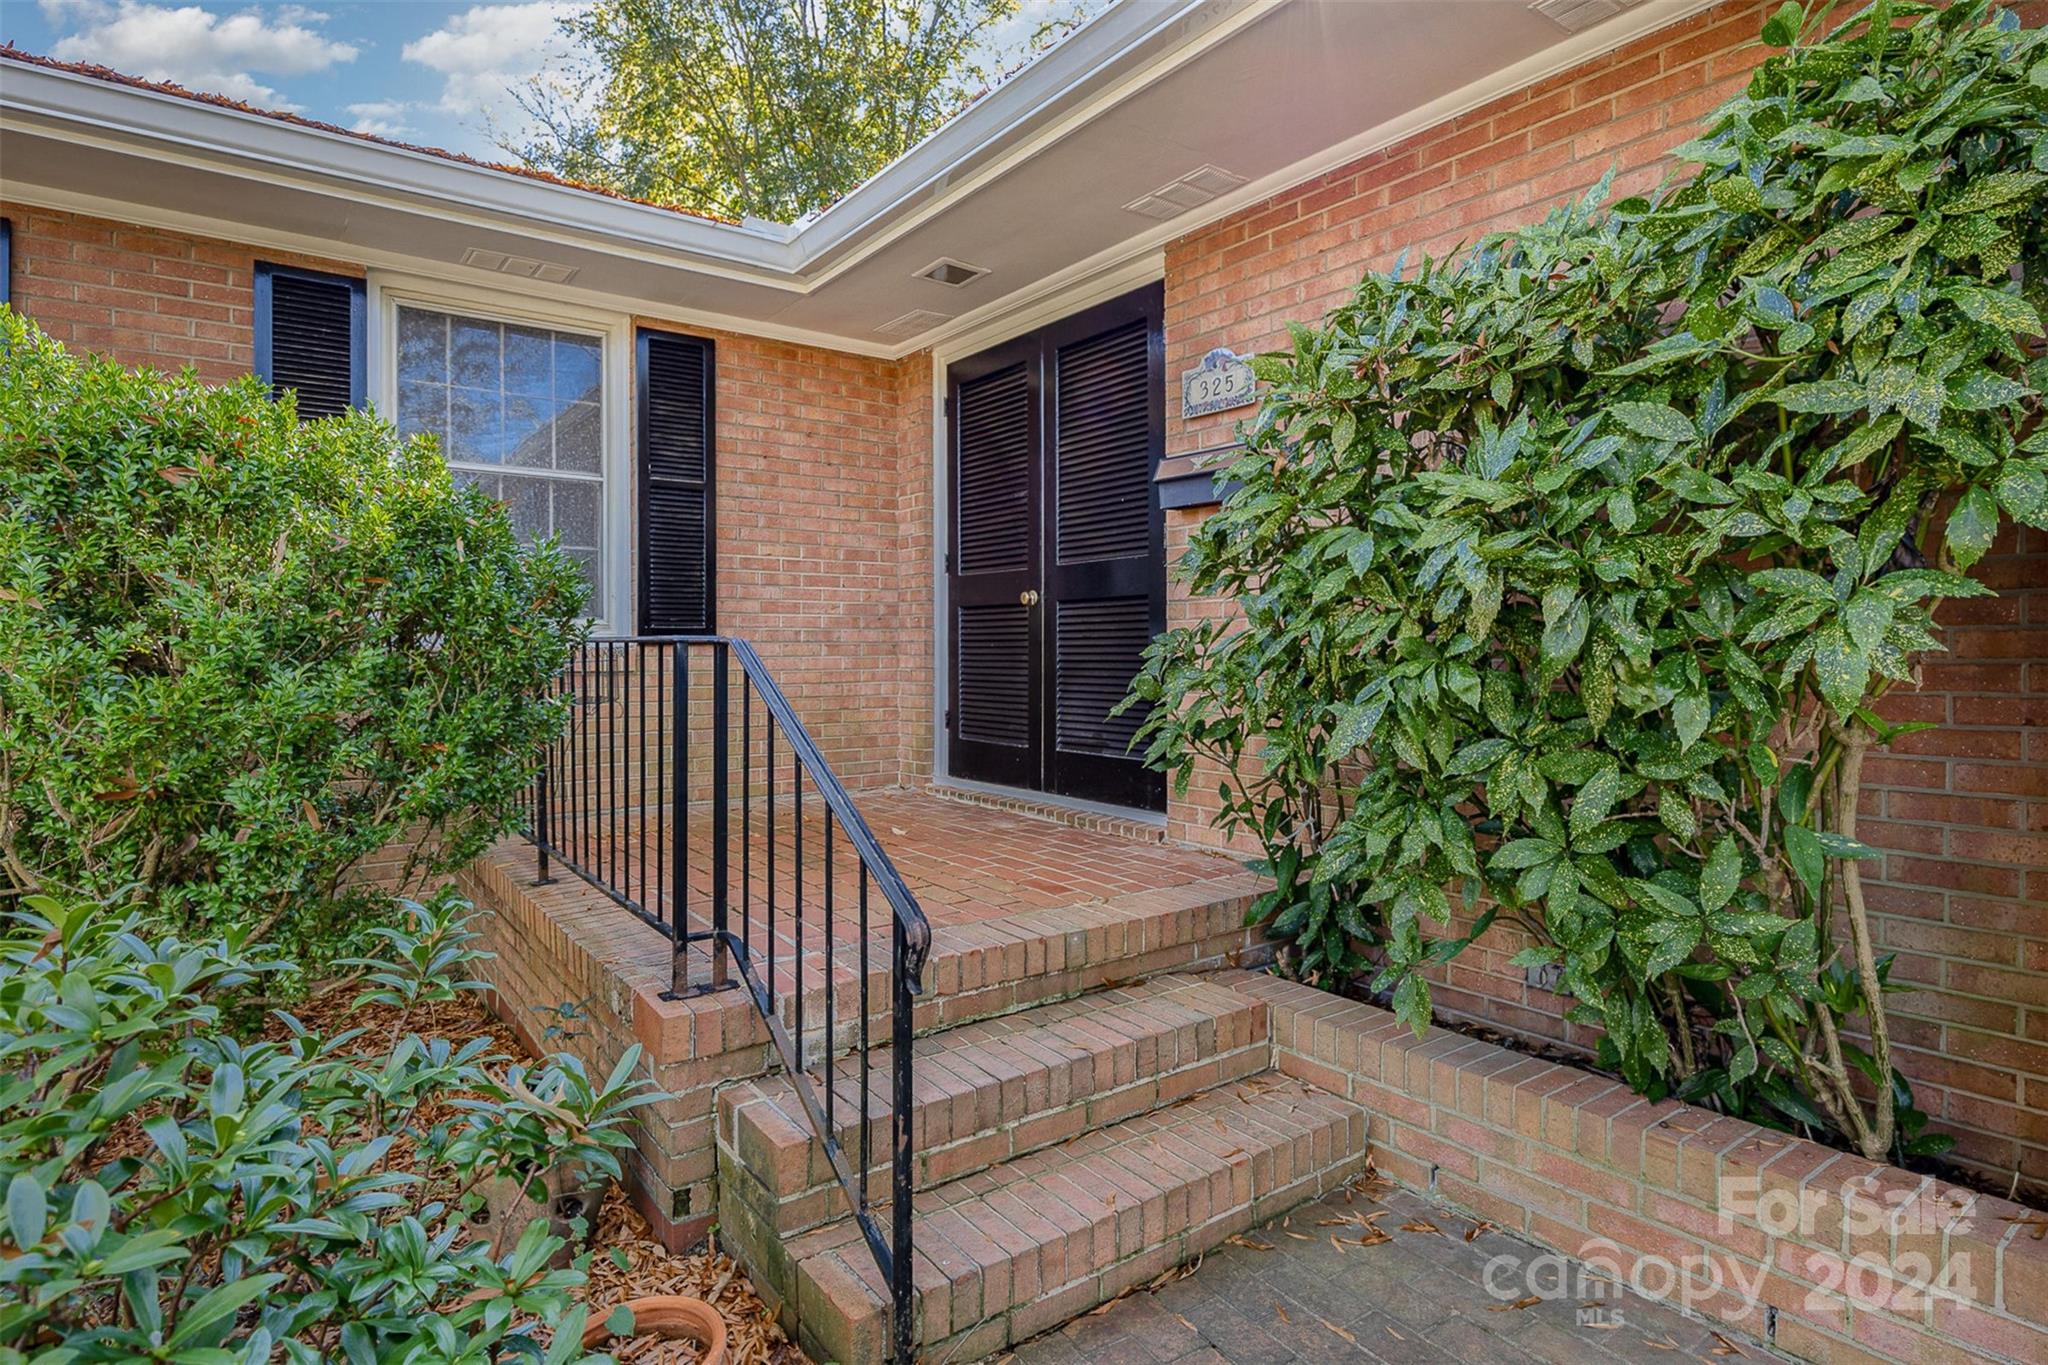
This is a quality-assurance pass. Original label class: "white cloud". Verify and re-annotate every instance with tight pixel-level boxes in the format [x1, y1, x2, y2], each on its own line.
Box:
[401, 2, 580, 124]
[346, 98, 414, 137]
[45, 1, 357, 110]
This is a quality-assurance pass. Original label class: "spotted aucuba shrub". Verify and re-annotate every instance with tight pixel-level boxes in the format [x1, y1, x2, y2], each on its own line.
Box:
[0, 892, 659, 1364]
[0, 309, 586, 969]
[1131, 0, 2047, 1162]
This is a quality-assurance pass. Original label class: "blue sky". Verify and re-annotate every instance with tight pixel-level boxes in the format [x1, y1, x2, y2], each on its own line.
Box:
[4, 1, 1094, 167]
[3, 2, 590, 160]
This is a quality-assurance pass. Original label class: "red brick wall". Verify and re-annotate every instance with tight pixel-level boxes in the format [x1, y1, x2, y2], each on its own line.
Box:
[0, 202, 933, 793]
[652, 321, 932, 791]
[1240, 970, 2048, 1365]
[1156, 0, 2048, 1196]
[0, 202, 355, 381]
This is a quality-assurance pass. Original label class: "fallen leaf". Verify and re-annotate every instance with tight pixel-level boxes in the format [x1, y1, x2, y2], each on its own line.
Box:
[1489, 1296, 1542, 1313]
[1320, 1318, 1357, 1345]
[1400, 1220, 1442, 1236]
[158, 466, 199, 485]
[1272, 1302, 1290, 1325]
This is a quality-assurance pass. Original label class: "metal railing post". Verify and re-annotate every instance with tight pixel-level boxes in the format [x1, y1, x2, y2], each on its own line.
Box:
[534, 735, 554, 885]
[670, 642, 689, 996]
[890, 911, 917, 1364]
[710, 642, 731, 991]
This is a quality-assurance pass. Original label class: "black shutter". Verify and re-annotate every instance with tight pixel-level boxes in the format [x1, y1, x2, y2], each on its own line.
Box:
[254, 262, 363, 419]
[1, 218, 11, 306]
[637, 328, 715, 633]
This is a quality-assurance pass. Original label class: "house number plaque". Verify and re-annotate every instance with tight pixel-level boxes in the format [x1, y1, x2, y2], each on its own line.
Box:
[1180, 347, 1258, 419]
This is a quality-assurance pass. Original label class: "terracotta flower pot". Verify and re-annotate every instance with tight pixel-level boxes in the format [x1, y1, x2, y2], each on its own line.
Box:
[580, 1295, 728, 1364]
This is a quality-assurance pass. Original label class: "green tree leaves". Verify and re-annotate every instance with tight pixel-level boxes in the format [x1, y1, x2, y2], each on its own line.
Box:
[506, 0, 1092, 221]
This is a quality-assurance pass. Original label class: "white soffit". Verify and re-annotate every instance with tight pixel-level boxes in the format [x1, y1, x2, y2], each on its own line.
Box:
[0, 0, 1720, 356]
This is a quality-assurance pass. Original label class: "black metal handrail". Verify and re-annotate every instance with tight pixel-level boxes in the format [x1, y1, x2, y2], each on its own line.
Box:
[523, 635, 930, 1362]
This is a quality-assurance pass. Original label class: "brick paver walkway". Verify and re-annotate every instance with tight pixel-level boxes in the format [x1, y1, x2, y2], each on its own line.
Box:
[1002, 1178, 1770, 1365]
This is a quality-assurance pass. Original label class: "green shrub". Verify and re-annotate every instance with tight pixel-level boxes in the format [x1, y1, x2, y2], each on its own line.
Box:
[0, 891, 657, 1363]
[1133, 0, 2046, 1161]
[0, 309, 586, 967]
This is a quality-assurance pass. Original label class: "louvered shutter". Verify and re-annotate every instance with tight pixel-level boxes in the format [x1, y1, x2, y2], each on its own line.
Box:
[637, 329, 715, 633]
[253, 263, 363, 419]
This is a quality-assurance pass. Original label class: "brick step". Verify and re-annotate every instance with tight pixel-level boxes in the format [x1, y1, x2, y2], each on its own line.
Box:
[718, 974, 1270, 1237]
[761, 1075, 1369, 1364]
[754, 872, 1272, 1057]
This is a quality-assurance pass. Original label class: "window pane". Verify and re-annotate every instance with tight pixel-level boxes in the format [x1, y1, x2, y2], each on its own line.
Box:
[504, 325, 553, 400]
[449, 318, 500, 391]
[396, 379, 447, 451]
[503, 393, 551, 468]
[498, 472, 551, 542]
[553, 479, 600, 550]
[392, 302, 606, 618]
[397, 308, 446, 386]
[556, 402, 602, 473]
[448, 386, 501, 464]
[556, 336, 601, 404]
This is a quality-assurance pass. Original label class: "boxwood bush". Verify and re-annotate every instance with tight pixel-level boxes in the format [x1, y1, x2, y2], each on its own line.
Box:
[1133, 0, 2046, 1161]
[0, 309, 586, 967]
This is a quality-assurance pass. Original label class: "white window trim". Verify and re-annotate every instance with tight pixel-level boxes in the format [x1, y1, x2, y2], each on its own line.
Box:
[366, 271, 634, 632]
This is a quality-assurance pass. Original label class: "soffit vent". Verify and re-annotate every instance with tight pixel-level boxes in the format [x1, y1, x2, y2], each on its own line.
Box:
[460, 246, 579, 285]
[916, 257, 989, 287]
[875, 307, 953, 339]
[1528, 0, 1642, 34]
[1122, 163, 1247, 221]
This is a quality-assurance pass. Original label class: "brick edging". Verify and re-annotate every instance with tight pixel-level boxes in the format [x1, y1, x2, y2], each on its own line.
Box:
[1218, 970, 2048, 1365]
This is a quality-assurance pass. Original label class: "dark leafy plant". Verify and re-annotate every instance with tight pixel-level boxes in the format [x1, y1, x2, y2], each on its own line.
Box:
[1131, 0, 2046, 1162]
[0, 891, 660, 1363]
[0, 309, 587, 969]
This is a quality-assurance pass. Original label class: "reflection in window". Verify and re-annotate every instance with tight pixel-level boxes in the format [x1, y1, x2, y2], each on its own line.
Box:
[396, 304, 604, 608]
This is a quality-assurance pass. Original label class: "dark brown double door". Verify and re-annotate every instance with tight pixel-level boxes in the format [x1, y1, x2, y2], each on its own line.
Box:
[947, 284, 1166, 812]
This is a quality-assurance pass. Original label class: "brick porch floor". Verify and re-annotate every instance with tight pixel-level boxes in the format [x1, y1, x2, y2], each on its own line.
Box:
[530, 785, 1254, 1000]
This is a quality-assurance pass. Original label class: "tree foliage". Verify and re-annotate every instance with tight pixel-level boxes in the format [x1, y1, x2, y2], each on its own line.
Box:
[0, 311, 587, 969]
[0, 892, 659, 1363]
[509, 0, 1091, 221]
[1132, 0, 2047, 1162]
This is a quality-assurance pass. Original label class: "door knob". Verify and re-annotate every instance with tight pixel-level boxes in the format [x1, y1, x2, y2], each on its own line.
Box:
[1020, 589, 1041, 606]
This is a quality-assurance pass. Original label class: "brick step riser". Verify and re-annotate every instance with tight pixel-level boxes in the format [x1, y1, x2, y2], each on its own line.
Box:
[760, 917, 1271, 1064]
[772, 1078, 1371, 1364]
[722, 1025, 1273, 1238]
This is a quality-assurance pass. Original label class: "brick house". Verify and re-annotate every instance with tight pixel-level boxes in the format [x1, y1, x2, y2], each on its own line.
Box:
[3, 2, 2045, 1361]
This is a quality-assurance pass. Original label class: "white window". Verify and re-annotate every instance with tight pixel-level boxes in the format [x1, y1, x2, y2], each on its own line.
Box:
[393, 302, 607, 612]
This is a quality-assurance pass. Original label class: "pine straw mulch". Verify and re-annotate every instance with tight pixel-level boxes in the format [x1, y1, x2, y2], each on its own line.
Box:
[277, 981, 811, 1365]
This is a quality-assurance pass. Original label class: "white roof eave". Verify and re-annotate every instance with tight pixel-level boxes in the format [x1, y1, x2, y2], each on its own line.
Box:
[0, 0, 1245, 292]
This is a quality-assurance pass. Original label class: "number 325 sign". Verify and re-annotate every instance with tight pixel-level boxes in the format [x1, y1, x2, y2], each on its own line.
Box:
[1180, 347, 1258, 419]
